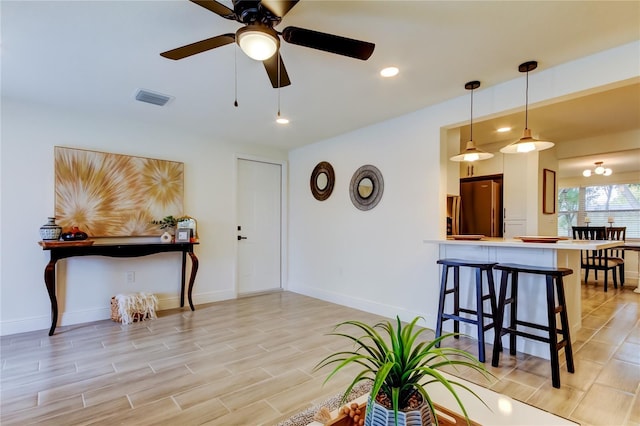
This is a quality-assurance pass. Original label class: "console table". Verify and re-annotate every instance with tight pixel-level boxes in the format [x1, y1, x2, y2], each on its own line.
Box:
[40, 241, 199, 335]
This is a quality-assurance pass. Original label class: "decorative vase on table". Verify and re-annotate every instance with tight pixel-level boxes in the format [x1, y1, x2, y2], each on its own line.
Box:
[61, 226, 89, 241]
[160, 231, 173, 243]
[39, 217, 62, 241]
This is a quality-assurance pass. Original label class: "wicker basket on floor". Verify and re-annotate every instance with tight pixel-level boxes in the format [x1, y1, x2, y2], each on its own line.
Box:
[110, 293, 157, 324]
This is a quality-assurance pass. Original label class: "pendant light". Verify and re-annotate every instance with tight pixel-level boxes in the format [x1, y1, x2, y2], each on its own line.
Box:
[500, 61, 554, 154]
[450, 81, 494, 162]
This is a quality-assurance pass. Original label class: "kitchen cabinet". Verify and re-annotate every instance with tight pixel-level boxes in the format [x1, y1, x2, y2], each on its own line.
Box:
[503, 220, 526, 238]
[459, 153, 503, 178]
[503, 153, 528, 221]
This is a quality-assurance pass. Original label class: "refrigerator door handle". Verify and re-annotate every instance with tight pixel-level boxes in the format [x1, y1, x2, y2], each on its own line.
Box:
[491, 208, 495, 236]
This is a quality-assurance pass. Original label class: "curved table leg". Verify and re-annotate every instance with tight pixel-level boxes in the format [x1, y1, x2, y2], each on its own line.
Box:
[44, 260, 58, 336]
[180, 251, 187, 308]
[187, 252, 199, 311]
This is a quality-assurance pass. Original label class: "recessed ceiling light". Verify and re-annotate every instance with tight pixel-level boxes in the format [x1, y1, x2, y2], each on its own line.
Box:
[497, 127, 511, 133]
[380, 67, 399, 78]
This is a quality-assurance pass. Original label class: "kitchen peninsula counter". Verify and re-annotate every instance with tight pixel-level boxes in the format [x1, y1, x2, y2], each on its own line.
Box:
[424, 237, 623, 359]
[430, 236, 621, 250]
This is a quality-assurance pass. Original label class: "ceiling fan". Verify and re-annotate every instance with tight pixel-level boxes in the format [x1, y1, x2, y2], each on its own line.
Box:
[160, 0, 375, 88]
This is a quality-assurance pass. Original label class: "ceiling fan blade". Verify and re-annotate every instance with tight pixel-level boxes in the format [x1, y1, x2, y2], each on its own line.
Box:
[260, 0, 299, 18]
[190, 0, 236, 19]
[160, 34, 235, 60]
[263, 53, 291, 88]
[282, 26, 374, 60]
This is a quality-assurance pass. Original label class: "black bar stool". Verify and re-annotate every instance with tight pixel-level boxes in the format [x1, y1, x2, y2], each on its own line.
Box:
[435, 259, 498, 362]
[491, 263, 575, 388]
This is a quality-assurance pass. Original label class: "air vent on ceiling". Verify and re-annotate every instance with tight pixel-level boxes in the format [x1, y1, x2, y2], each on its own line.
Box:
[134, 89, 173, 106]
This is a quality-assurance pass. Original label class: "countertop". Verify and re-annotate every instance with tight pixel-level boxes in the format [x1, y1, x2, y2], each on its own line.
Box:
[424, 237, 623, 250]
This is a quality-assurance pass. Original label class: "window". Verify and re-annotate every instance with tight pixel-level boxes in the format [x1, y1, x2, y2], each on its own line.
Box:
[558, 183, 640, 238]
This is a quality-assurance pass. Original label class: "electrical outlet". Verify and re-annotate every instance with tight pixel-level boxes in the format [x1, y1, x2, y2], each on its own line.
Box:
[126, 271, 135, 283]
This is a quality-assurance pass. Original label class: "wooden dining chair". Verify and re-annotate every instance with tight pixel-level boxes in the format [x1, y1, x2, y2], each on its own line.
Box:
[572, 226, 619, 291]
[606, 226, 626, 286]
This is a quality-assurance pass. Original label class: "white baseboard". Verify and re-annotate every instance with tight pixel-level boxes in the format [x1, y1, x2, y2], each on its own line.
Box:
[289, 284, 437, 328]
[0, 289, 237, 336]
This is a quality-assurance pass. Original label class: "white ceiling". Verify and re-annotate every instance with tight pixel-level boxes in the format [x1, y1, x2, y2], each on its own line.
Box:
[3, 1, 639, 162]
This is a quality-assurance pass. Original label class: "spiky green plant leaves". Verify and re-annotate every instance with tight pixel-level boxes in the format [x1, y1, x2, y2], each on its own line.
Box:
[314, 316, 492, 426]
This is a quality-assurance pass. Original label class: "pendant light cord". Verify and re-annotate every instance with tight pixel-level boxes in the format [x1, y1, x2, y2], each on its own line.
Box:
[524, 69, 529, 129]
[470, 86, 474, 141]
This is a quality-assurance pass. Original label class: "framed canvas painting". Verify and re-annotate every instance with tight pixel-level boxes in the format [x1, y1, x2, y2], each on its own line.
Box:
[54, 147, 184, 237]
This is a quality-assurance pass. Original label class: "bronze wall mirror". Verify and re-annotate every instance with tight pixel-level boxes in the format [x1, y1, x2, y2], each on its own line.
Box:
[350, 164, 384, 210]
[310, 161, 335, 201]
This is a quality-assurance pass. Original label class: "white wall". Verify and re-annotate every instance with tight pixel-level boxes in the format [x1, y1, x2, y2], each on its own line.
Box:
[0, 99, 287, 335]
[287, 42, 640, 328]
[2, 41, 638, 336]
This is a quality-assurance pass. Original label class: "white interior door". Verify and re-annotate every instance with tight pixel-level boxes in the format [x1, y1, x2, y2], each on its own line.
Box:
[237, 158, 282, 294]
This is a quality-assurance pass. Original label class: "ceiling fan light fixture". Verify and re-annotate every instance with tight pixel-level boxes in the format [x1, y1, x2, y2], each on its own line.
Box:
[500, 61, 554, 154]
[450, 80, 494, 163]
[236, 25, 279, 61]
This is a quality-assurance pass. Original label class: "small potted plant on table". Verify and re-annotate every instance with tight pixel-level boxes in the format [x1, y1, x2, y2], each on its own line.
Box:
[315, 316, 491, 426]
[151, 215, 190, 243]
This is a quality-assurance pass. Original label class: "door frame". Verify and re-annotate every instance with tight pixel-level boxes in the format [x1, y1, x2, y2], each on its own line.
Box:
[234, 154, 288, 295]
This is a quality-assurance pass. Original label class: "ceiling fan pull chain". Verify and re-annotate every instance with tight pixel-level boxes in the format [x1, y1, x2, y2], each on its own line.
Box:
[277, 50, 281, 116]
[234, 44, 239, 107]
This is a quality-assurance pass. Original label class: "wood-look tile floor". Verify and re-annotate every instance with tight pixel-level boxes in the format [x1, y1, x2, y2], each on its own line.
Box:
[1, 279, 638, 425]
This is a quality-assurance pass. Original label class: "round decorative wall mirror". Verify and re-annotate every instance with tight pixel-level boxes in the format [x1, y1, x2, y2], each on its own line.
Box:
[357, 177, 374, 198]
[350, 165, 384, 210]
[310, 161, 335, 201]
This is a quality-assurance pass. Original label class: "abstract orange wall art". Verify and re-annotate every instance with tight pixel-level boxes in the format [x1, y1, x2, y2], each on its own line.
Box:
[54, 147, 184, 237]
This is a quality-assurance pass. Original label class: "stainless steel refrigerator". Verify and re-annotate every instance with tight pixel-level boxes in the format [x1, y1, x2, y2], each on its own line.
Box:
[460, 179, 502, 237]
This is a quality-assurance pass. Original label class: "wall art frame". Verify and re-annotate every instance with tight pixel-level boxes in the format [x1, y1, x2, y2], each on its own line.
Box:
[54, 146, 184, 237]
[543, 168, 556, 215]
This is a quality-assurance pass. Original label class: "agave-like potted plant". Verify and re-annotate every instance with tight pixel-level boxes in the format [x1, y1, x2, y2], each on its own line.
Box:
[315, 316, 491, 426]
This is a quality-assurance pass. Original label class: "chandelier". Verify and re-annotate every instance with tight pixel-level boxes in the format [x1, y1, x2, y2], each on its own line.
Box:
[583, 161, 612, 177]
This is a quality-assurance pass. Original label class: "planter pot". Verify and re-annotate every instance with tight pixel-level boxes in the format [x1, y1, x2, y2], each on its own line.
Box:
[364, 395, 433, 426]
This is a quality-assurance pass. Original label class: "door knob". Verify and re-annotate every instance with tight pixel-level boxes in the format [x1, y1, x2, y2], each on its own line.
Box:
[237, 235, 247, 241]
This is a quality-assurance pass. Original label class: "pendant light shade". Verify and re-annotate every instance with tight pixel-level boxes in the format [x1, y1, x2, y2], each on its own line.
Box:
[500, 61, 554, 154]
[450, 81, 494, 162]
